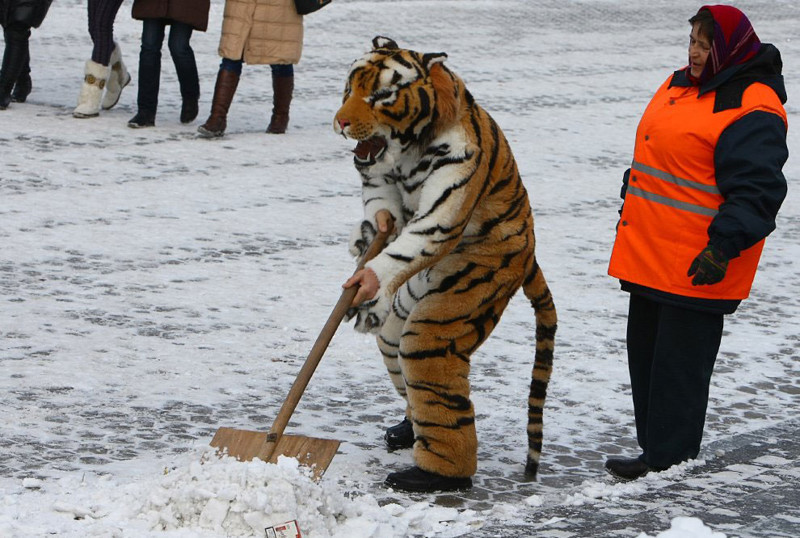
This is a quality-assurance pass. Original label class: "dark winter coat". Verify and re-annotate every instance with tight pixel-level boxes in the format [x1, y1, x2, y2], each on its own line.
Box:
[131, 0, 210, 32]
[0, 0, 51, 29]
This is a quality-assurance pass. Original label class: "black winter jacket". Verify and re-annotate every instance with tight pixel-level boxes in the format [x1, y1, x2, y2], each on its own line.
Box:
[1, 0, 52, 29]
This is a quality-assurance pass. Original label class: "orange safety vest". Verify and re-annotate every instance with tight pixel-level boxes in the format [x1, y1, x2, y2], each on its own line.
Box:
[609, 76, 787, 300]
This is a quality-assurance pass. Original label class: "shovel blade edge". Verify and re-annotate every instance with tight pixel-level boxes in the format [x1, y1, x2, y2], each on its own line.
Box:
[210, 427, 340, 480]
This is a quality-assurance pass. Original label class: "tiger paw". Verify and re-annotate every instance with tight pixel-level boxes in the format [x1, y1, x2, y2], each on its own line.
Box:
[348, 290, 391, 334]
[349, 220, 378, 257]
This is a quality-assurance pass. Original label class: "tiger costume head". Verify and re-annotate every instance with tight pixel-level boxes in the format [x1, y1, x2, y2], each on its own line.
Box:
[334, 36, 464, 168]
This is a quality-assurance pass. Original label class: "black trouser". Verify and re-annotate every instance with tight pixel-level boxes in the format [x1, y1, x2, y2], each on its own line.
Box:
[1, 25, 31, 94]
[626, 294, 723, 469]
[137, 19, 198, 114]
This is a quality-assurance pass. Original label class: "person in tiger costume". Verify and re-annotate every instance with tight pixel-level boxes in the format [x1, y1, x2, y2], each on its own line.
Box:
[337, 37, 557, 493]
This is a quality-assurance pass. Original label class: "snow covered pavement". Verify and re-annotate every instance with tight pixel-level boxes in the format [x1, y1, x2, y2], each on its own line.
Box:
[1, 0, 799, 536]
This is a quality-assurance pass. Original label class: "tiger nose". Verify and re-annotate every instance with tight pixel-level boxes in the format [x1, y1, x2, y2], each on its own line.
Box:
[337, 118, 350, 130]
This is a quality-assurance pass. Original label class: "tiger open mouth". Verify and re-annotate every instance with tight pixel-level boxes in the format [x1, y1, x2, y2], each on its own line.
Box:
[353, 136, 387, 166]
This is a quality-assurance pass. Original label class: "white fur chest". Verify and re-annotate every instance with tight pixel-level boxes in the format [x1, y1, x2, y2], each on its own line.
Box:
[370, 126, 471, 216]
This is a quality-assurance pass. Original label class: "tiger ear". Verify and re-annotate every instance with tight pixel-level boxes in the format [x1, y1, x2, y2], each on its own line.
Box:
[372, 36, 399, 50]
[422, 52, 447, 69]
[430, 62, 460, 129]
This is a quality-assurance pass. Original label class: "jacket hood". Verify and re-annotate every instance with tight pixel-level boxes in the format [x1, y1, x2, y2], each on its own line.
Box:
[670, 43, 787, 112]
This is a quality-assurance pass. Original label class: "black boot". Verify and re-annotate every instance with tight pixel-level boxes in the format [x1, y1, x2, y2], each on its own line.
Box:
[385, 466, 472, 493]
[128, 110, 156, 128]
[180, 97, 198, 124]
[0, 71, 10, 109]
[604, 457, 653, 481]
[0, 27, 30, 110]
[385, 417, 414, 450]
[11, 72, 31, 103]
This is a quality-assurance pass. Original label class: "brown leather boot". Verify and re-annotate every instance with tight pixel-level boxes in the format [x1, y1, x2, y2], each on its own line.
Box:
[198, 68, 240, 138]
[266, 74, 293, 134]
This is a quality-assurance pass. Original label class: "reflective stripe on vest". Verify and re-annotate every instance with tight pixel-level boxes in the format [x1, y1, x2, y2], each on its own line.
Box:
[631, 161, 721, 195]
[628, 160, 720, 217]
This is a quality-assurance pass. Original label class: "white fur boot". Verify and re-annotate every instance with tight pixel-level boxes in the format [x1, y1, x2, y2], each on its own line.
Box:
[73, 60, 109, 118]
[102, 43, 131, 110]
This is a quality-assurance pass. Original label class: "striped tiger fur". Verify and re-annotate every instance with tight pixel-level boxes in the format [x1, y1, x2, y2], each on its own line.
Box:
[335, 37, 557, 479]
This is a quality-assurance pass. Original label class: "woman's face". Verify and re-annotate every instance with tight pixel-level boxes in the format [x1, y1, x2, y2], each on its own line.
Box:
[688, 22, 712, 78]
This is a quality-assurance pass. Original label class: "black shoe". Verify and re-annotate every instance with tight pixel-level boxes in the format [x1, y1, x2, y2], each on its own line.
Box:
[180, 98, 198, 124]
[128, 111, 156, 128]
[385, 417, 414, 450]
[11, 73, 31, 103]
[0, 91, 10, 110]
[604, 457, 652, 481]
[385, 466, 472, 493]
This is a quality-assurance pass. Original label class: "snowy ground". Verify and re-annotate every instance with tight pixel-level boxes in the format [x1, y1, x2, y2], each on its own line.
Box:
[1, 0, 798, 537]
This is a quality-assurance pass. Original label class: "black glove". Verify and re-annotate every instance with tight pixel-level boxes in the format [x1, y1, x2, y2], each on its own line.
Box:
[687, 245, 729, 286]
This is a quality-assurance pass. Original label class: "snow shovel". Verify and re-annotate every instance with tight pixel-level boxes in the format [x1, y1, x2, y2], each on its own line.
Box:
[210, 227, 391, 480]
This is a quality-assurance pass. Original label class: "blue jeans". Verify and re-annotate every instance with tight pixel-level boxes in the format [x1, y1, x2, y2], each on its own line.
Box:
[220, 58, 293, 78]
[137, 18, 198, 114]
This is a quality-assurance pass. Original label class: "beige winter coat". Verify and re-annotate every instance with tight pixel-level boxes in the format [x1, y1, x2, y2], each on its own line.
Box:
[218, 0, 303, 65]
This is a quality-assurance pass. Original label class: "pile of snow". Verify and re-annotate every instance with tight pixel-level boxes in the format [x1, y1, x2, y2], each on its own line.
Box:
[562, 459, 706, 505]
[1, 452, 729, 537]
[0, 450, 487, 537]
[637, 517, 727, 538]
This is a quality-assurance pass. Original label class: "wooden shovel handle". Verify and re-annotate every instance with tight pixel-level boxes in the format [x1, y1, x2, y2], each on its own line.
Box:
[257, 227, 392, 461]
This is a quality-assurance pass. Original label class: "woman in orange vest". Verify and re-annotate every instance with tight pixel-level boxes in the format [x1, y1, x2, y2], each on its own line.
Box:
[607, 5, 788, 480]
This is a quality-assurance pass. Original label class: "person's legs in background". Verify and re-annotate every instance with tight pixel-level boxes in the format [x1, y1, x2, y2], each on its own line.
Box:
[10, 35, 31, 103]
[75, 0, 127, 118]
[266, 63, 293, 134]
[197, 58, 241, 138]
[0, 25, 31, 109]
[88, 0, 123, 66]
[165, 21, 199, 124]
[129, 18, 165, 128]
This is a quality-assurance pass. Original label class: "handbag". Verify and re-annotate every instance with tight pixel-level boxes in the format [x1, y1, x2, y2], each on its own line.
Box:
[294, 0, 332, 15]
